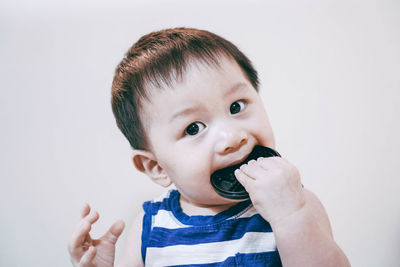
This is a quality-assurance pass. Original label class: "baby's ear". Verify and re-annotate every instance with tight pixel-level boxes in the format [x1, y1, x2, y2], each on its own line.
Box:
[131, 150, 172, 187]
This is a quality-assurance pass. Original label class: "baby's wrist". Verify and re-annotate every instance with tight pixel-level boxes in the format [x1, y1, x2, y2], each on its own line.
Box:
[259, 198, 307, 228]
[267, 201, 311, 232]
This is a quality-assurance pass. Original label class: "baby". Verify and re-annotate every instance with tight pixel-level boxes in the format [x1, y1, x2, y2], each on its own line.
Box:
[68, 28, 350, 266]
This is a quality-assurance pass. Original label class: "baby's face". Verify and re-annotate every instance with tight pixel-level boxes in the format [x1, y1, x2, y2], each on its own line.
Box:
[141, 56, 275, 207]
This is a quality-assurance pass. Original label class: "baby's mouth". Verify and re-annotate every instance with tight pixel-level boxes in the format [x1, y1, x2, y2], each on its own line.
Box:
[210, 145, 281, 200]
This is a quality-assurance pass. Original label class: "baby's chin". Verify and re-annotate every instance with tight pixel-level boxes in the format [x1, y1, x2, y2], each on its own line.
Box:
[181, 188, 244, 207]
[199, 190, 246, 207]
[205, 195, 244, 206]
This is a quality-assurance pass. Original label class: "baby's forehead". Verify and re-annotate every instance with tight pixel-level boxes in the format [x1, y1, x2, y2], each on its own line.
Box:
[144, 55, 242, 97]
[146, 56, 225, 92]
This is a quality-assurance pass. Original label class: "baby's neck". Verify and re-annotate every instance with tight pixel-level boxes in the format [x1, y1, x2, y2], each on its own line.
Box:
[179, 195, 238, 216]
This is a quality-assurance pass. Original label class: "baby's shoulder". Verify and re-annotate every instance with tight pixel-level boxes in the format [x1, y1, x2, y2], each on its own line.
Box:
[142, 189, 176, 214]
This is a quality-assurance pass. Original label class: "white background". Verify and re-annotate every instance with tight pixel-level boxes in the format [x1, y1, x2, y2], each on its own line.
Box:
[1, 0, 399, 266]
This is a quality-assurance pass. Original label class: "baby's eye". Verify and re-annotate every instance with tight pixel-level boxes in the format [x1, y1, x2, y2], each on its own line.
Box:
[230, 100, 245, 114]
[185, 122, 206, 136]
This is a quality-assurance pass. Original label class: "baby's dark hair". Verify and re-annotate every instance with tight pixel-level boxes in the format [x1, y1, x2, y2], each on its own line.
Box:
[111, 27, 259, 150]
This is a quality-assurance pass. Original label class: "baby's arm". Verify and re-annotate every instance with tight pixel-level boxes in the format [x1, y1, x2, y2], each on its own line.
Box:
[116, 211, 144, 267]
[273, 189, 350, 266]
[235, 157, 350, 267]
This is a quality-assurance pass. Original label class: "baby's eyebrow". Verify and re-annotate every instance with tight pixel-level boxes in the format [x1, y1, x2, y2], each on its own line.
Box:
[223, 82, 248, 98]
[169, 106, 199, 123]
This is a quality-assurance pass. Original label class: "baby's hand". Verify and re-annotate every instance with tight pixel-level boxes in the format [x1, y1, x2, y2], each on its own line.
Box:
[68, 204, 125, 267]
[235, 157, 305, 226]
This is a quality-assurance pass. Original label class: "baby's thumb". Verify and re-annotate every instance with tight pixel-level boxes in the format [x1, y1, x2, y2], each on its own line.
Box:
[102, 220, 125, 245]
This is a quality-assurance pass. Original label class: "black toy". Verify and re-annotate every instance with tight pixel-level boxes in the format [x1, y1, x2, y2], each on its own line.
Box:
[210, 145, 281, 199]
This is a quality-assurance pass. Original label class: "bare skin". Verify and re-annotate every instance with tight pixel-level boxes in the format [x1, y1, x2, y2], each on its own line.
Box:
[68, 204, 125, 267]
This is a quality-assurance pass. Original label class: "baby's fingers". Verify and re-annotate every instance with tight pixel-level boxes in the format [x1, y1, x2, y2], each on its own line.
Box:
[100, 220, 125, 245]
[234, 169, 255, 190]
[70, 220, 91, 251]
[80, 203, 91, 219]
[78, 246, 96, 267]
[80, 204, 100, 224]
[69, 205, 99, 252]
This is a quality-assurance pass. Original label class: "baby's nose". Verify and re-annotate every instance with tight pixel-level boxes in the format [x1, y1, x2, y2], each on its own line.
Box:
[215, 127, 248, 155]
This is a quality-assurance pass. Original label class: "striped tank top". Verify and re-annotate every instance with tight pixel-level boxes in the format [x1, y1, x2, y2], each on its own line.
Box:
[141, 189, 282, 266]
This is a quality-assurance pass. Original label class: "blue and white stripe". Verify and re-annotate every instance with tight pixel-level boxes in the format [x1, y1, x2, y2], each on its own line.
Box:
[141, 190, 281, 266]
